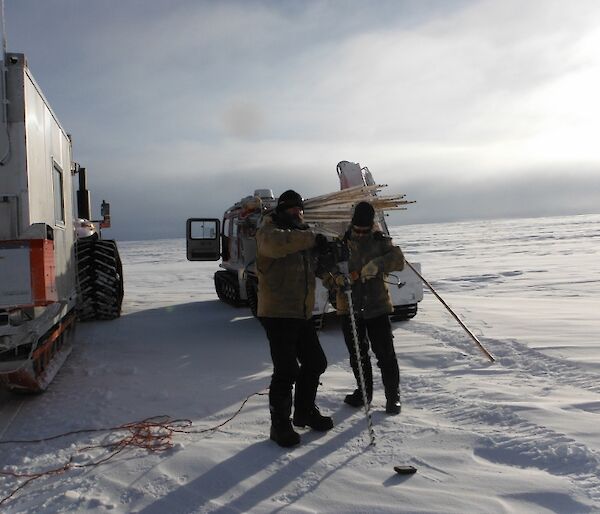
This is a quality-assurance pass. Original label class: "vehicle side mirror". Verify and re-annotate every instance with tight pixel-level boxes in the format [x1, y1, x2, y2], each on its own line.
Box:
[100, 200, 111, 229]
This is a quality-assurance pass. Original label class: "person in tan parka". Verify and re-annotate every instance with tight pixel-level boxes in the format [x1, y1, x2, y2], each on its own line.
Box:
[256, 189, 333, 448]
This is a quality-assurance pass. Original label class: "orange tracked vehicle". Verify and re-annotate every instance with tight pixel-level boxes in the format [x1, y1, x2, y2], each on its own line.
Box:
[0, 53, 123, 392]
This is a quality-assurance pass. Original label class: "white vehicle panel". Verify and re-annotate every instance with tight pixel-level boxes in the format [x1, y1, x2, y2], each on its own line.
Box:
[0, 246, 32, 308]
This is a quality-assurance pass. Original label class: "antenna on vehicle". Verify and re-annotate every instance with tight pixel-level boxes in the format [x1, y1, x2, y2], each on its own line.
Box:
[1, 0, 6, 57]
[0, 0, 11, 165]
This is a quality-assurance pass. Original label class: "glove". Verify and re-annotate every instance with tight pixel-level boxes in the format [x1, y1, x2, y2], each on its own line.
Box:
[360, 260, 379, 282]
[314, 233, 329, 254]
[334, 274, 348, 288]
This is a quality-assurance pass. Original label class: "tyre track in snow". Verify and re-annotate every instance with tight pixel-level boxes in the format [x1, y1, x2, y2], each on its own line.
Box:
[404, 372, 600, 504]
[401, 321, 600, 395]
[0, 392, 25, 441]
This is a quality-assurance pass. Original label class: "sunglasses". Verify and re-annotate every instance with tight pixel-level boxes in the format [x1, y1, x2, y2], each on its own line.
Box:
[352, 226, 371, 234]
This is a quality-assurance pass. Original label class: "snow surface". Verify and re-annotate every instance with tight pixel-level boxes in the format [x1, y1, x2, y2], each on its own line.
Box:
[1, 213, 600, 513]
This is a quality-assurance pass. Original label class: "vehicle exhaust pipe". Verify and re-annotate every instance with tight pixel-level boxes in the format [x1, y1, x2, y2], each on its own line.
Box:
[77, 166, 91, 220]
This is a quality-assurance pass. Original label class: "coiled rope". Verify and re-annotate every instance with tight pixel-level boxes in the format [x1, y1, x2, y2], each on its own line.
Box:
[0, 391, 267, 507]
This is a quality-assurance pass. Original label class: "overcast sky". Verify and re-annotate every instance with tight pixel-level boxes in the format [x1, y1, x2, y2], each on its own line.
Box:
[3, 0, 600, 240]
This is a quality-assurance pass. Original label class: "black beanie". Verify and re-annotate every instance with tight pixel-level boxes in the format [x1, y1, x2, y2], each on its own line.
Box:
[351, 201, 375, 227]
[276, 190, 304, 213]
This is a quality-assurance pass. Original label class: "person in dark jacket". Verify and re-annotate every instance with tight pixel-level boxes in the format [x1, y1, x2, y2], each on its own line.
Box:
[324, 201, 404, 415]
[256, 189, 333, 448]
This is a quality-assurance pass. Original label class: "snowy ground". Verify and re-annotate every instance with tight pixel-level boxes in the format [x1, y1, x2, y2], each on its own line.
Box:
[1, 213, 600, 513]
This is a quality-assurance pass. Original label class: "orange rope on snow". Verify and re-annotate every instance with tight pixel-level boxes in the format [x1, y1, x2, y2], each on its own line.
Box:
[0, 391, 268, 507]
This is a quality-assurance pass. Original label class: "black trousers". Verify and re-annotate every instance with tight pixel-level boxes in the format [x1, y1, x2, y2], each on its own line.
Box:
[341, 313, 400, 400]
[260, 317, 327, 421]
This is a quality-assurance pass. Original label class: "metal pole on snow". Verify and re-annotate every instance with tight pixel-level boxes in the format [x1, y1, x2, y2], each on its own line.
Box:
[405, 261, 496, 363]
[337, 261, 376, 446]
[345, 284, 376, 445]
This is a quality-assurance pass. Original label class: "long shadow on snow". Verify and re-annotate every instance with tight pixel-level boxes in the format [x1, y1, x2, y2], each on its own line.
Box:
[0, 301, 351, 450]
[70, 300, 350, 424]
[71, 300, 270, 422]
[0, 301, 365, 511]
[139, 408, 364, 514]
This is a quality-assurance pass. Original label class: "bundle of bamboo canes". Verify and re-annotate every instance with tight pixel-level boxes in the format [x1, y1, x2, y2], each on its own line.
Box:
[302, 184, 414, 235]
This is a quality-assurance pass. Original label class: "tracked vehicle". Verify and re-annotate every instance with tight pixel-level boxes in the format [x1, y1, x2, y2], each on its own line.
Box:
[186, 161, 423, 324]
[0, 53, 123, 392]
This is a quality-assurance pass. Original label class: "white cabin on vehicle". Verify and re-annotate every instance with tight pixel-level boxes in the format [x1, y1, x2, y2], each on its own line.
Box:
[0, 53, 77, 310]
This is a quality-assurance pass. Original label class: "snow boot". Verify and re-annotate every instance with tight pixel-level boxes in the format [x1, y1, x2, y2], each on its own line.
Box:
[382, 361, 401, 415]
[344, 389, 372, 408]
[293, 406, 334, 431]
[269, 398, 300, 448]
[385, 396, 401, 415]
[346, 353, 373, 407]
[270, 418, 300, 448]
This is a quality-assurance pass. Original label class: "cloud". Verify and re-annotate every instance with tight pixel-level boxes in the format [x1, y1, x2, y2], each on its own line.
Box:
[93, 159, 598, 240]
[221, 100, 266, 139]
[5, 0, 600, 239]
[391, 166, 600, 226]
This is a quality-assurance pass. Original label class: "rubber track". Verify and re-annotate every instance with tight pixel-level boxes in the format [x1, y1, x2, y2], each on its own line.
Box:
[245, 277, 258, 317]
[214, 270, 244, 307]
[76, 238, 124, 321]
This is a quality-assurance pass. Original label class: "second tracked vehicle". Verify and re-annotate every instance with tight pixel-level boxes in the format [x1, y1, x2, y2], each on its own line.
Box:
[186, 161, 423, 325]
